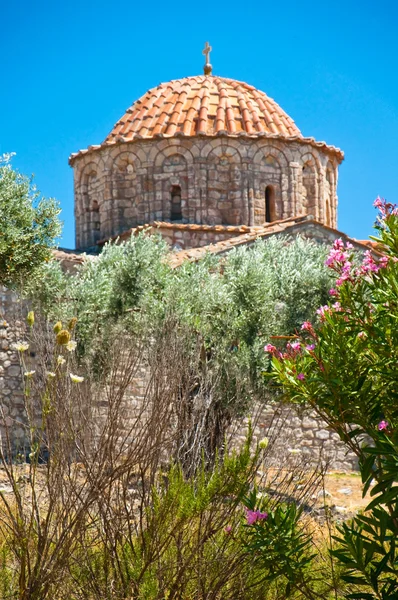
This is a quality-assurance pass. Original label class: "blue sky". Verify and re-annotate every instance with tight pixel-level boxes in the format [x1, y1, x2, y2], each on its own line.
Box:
[1, 0, 397, 249]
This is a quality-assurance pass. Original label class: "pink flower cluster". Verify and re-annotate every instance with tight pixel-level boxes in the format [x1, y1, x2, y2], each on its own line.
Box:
[374, 196, 398, 218]
[246, 508, 268, 525]
[378, 420, 389, 431]
[316, 305, 331, 320]
[325, 238, 353, 269]
[325, 235, 389, 292]
[301, 321, 313, 333]
[358, 250, 388, 276]
[286, 341, 301, 353]
[264, 343, 277, 354]
[325, 239, 355, 286]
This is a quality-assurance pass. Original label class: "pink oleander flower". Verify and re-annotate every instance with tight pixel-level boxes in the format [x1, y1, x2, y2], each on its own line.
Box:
[264, 343, 277, 354]
[325, 238, 354, 269]
[374, 196, 384, 210]
[329, 288, 338, 296]
[246, 509, 268, 525]
[301, 321, 313, 331]
[333, 238, 345, 251]
[297, 373, 305, 380]
[325, 249, 347, 267]
[373, 197, 398, 221]
[257, 511, 268, 521]
[360, 250, 380, 275]
[306, 344, 315, 351]
[357, 331, 367, 340]
[378, 420, 389, 431]
[246, 510, 258, 525]
[287, 341, 301, 352]
[332, 302, 342, 312]
[336, 261, 353, 286]
[224, 525, 232, 534]
[316, 305, 331, 320]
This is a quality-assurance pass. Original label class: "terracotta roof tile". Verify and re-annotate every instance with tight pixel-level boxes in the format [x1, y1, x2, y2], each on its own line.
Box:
[53, 249, 84, 262]
[166, 217, 382, 268]
[105, 75, 301, 142]
[69, 75, 344, 165]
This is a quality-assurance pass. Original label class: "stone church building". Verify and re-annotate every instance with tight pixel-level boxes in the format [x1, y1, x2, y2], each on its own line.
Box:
[69, 44, 350, 258]
[1, 46, 374, 469]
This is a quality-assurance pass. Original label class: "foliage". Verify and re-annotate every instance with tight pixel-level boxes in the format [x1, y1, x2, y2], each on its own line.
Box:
[0, 154, 61, 288]
[242, 488, 316, 597]
[23, 234, 334, 469]
[25, 233, 333, 388]
[0, 313, 334, 599]
[266, 198, 398, 599]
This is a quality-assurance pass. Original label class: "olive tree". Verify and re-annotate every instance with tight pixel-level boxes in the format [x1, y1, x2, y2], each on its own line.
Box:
[0, 154, 61, 288]
[24, 233, 334, 470]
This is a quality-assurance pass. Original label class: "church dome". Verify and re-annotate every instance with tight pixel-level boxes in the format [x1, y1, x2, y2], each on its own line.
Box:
[71, 63, 343, 252]
[103, 76, 302, 142]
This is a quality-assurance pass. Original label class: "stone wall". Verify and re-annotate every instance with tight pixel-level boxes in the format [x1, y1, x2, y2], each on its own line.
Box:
[231, 403, 358, 472]
[0, 288, 30, 454]
[72, 136, 340, 250]
[0, 297, 359, 471]
[143, 222, 253, 250]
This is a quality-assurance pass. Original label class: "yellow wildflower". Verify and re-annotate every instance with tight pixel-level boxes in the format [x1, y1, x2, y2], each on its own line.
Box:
[56, 330, 71, 345]
[53, 321, 63, 334]
[69, 373, 84, 383]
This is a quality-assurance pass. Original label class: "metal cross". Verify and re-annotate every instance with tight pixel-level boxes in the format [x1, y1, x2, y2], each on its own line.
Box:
[202, 42, 212, 75]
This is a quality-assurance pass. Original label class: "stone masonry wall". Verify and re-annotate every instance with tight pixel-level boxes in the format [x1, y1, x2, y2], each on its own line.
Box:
[0, 292, 359, 471]
[0, 288, 30, 454]
[152, 223, 248, 250]
[231, 403, 359, 472]
[72, 136, 339, 250]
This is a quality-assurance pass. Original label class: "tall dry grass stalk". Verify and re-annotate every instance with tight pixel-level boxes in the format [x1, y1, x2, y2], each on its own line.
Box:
[0, 313, 330, 599]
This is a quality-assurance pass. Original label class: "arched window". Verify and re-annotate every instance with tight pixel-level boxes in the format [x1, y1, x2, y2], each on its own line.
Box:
[81, 169, 101, 248]
[265, 185, 275, 223]
[170, 185, 182, 221]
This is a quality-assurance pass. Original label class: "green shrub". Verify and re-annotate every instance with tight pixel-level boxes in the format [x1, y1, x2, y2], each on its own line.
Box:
[267, 198, 398, 599]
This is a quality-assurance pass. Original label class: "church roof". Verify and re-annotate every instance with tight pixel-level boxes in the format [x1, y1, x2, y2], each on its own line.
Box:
[104, 76, 301, 141]
[69, 75, 344, 164]
[167, 218, 382, 268]
[96, 215, 380, 268]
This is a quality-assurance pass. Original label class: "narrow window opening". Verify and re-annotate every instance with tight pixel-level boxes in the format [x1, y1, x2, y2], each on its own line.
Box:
[265, 186, 275, 223]
[92, 200, 101, 231]
[170, 185, 182, 221]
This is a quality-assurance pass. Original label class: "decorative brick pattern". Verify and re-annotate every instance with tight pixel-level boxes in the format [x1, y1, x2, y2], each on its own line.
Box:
[72, 135, 342, 250]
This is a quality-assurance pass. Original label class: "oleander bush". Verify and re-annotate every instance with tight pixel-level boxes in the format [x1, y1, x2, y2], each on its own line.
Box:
[266, 198, 398, 599]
